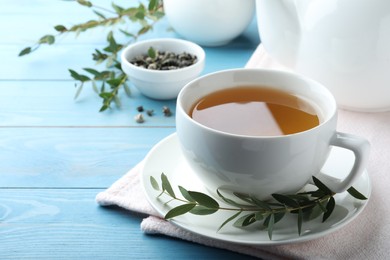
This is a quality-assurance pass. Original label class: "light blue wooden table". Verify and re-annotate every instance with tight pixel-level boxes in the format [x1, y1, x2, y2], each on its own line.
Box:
[0, 1, 259, 259]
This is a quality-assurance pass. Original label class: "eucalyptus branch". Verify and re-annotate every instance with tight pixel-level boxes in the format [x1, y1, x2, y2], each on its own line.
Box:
[19, 0, 164, 112]
[150, 173, 367, 240]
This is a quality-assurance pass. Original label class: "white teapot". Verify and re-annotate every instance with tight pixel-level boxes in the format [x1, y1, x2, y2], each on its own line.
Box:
[256, 0, 390, 111]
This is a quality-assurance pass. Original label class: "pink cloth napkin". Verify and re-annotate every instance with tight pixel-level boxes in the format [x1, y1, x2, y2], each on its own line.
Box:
[96, 45, 390, 259]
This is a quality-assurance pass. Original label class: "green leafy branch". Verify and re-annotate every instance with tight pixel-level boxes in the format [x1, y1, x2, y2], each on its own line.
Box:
[19, 0, 164, 112]
[150, 173, 367, 240]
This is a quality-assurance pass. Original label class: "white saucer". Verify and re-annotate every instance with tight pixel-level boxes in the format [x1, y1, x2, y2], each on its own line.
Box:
[141, 133, 371, 245]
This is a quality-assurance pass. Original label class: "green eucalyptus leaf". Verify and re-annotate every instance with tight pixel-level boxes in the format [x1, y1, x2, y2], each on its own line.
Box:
[77, 0, 92, 7]
[310, 189, 326, 198]
[99, 104, 109, 112]
[218, 211, 242, 231]
[298, 207, 303, 235]
[272, 193, 299, 208]
[92, 81, 99, 94]
[250, 196, 272, 210]
[187, 191, 219, 209]
[161, 173, 175, 198]
[113, 95, 121, 108]
[99, 92, 111, 99]
[119, 29, 136, 38]
[233, 192, 253, 204]
[323, 197, 335, 222]
[274, 212, 285, 224]
[54, 25, 67, 32]
[286, 194, 310, 202]
[265, 214, 275, 240]
[234, 213, 256, 227]
[189, 205, 218, 215]
[309, 201, 327, 220]
[150, 176, 159, 191]
[255, 212, 265, 221]
[69, 69, 90, 82]
[106, 78, 122, 87]
[111, 2, 125, 14]
[135, 10, 145, 20]
[138, 25, 152, 35]
[216, 189, 249, 207]
[83, 68, 100, 77]
[123, 83, 131, 97]
[74, 83, 83, 100]
[165, 203, 196, 219]
[347, 186, 367, 200]
[93, 10, 106, 19]
[178, 186, 195, 202]
[39, 35, 55, 45]
[312, 176, 333, 195]
[148, 0, 158, 11]
[18, 47, 32, 56]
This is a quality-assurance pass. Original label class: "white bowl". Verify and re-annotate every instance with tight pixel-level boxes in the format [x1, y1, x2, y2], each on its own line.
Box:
[121, 38, 205, 100]
[163, 0, 255, 46]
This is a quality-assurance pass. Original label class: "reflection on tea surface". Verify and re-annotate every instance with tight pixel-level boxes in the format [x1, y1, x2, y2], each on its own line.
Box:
[190, 87, 319, 136]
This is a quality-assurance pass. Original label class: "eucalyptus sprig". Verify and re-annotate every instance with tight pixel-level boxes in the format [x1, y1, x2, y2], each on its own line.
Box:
[19, 0, 164, 112]
[150, 173, 367, 240]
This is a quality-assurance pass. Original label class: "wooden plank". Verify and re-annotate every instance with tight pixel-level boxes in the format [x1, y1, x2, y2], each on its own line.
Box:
[0, 189, 255, 259]
[0, 81, 176, 126]
[0, 127, 175, 188]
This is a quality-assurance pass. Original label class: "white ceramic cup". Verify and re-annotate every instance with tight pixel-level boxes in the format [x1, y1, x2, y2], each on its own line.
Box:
[176, 68, 370, 200]
[163, 0, 255, 46]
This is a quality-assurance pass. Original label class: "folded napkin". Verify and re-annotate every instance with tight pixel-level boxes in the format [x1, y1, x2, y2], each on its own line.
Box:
[96, 45, 390, 259]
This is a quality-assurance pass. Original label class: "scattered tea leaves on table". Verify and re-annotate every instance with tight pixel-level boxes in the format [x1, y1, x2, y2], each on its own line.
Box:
[152, 172, 368, 240]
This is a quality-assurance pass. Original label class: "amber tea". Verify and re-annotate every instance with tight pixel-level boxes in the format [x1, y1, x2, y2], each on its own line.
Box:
[190, 86, 320, 136]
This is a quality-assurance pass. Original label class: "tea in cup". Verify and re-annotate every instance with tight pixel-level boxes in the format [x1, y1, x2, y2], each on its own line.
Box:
[176, 68, 370, 200]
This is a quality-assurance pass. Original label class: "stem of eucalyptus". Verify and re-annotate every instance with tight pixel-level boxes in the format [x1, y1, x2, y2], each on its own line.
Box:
[150, 173, 367, 240]
[18, 0, 165, 112]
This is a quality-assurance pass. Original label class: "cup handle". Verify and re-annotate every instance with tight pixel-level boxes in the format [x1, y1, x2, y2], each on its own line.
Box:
[315, 132, 370, 193]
